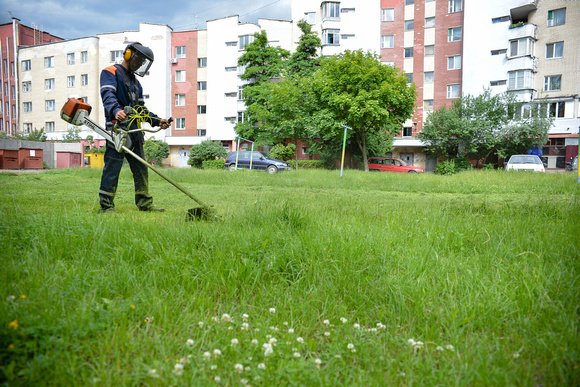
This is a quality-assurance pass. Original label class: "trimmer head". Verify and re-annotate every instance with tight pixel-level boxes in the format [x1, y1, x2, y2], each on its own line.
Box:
[186, 206, 218, 222]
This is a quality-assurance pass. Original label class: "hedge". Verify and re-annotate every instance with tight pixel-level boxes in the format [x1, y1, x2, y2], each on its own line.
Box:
[202, 159, 226, 169]
[287, 160, 327, 169]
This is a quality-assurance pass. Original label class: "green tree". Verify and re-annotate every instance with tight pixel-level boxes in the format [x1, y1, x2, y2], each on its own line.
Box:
[188, 140, 227, 168]
[62, 127, 82, 142]
[286, 19, 321, 77]
[269, 143, 296, 161]
[311, 50, 416, 171]
[143, 138, 169, 166]
[17, 128, 47, 142]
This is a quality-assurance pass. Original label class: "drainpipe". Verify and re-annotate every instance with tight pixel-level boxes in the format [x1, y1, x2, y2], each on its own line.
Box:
[12, 18, 19, 136]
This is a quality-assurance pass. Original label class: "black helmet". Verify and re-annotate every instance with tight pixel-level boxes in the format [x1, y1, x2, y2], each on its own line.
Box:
[124, 42, 154, 77]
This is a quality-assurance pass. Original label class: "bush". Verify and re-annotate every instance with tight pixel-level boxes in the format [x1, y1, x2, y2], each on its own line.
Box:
[287, 160, 326, 169]
[188, 141, 227, 168]
[434, 158, 471, 175]
[202, 159, 226, 169]
[143, 139, 169, 166]
[270, 143, 296, 161]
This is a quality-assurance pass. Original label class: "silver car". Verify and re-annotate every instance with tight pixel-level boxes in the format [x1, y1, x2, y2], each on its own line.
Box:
[505, 155, 545, 172]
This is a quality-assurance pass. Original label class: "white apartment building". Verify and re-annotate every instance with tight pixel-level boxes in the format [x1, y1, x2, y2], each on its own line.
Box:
[291, 0, 380, 56]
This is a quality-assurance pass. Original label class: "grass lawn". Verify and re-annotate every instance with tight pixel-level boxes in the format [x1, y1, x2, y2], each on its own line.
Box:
[0, 167, 578, 386]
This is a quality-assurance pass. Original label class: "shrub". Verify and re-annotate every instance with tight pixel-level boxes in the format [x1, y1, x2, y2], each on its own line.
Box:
[188, 141, 228, 168]
[287, 160, 326, 169]
[270, 143, 296, 161]
[435, 158, 471, 175]
[202, 159, 226, 169]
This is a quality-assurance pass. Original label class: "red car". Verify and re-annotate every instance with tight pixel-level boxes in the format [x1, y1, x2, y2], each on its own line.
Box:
[368, 157, 425, 173]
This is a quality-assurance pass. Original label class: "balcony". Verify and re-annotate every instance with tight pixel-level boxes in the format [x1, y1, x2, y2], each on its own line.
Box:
[507, 22, 537, 39]
[510, 0, 538, 21]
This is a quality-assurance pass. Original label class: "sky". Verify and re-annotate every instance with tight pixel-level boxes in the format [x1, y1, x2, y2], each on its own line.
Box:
[0, 0, 292, 40]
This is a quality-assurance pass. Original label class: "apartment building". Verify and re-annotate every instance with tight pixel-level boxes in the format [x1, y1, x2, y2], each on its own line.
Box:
[1, 18, 62, 136]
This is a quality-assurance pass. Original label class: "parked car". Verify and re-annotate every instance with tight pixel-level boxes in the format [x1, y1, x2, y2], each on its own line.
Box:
[566, 155, 578, 172]
[505, 154, 545, 172]
[368, 157, 425, 173]
[224, 151, 291, 174]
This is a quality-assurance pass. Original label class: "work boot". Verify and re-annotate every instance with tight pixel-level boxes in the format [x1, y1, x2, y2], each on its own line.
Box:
[98, 207, 115, 213]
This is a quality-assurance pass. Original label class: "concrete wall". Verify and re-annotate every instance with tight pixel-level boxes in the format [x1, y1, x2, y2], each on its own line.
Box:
[0, 138, 83, 168]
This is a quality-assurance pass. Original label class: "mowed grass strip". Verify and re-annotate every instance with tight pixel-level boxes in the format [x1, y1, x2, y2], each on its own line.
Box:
[0, 168, 578, 385]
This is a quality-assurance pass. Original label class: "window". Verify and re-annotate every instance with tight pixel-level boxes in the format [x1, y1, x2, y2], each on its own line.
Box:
[322, 2, 340, 20]
[549, 101, 565, 118]
[405, 0, 414, 4]
[424, 99, 434, 110]
[67, 76, 75, 87]
[448, 27, 462, 42]
[45, 100, 55, 111]
[175, 118, 185, 130]
[197, 105, 206, 114]
[305, 12, 316, 24]
[198, 58, 207, 67]
[425, 17, 435, 28]
[237, 111, 245, 122]
[22, 81, 31, 92]
[44, 56, 54, 68]
[491, 49, 507, 55]
[448, 55, 461, 70]
[447, 84, 460, 98]
[405, 73, 413, 83]
[425, 45, 434, 56]
[449, 0, 462, 13]
[176, 46, 186, 58]
[81, 74, 88, 86]
[23, 102, 32, 113]
[197, 129, 206, 136]
[197, 81, 207, 90]
[225, 92, 237, 97]
[404, 48, 413, 58]
[323, 29, 340, 45]
[110, 50, 123, 63]
[546, 42, 563, 59]
[405, 20, 414, 31]
[175, 70, 186, 82]
[239, 35, 254, 50]
[226, 41, 237, 47]
[67, 53, 75, 65]
[45, 78, 55, 90]
[544, 75, 561, 91]
[424, 72, 434, 83]
[381, 35, 394, 49]
[81, 51, 88, 63]
[341, 8, 355, 13]
[508, 70, 532, 90]
[23, 123, 33, 132]
[382, 8, 394, 22]
[225, 66, 237, 72]
[403, 127, 413, 137]
[490, 80, 507, 86]
[238, 86, 244, 100]
[22, 60, 31, 71]
[547, 8, 566, 27]
[2, 59, 6, 73]
[492, 16, 510, 23]
[11, 85, 14, 99]
[509, 38, 533, 57]
[175, 94, 185, 106]
[383, 61, 395, 67]
[46, 122, 55, 132]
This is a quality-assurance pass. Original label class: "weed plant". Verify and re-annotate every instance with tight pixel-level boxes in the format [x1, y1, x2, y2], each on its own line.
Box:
[0, 168, 578, 385]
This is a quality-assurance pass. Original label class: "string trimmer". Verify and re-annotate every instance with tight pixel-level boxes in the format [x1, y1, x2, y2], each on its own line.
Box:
[60, 98, 215, 221]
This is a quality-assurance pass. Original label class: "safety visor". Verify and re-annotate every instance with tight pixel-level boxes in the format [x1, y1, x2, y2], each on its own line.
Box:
[129, 52, 153, 77]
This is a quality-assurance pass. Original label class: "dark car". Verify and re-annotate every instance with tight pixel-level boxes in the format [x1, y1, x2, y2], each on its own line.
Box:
[368, 157, 425, 173]
[224, 151, 291, 174]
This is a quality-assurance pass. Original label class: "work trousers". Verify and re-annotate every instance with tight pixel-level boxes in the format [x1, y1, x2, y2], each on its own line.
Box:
[98, 137, 153, 210]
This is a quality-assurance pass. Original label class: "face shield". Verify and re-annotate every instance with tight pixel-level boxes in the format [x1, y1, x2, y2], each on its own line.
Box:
[127, 44, 154, 77]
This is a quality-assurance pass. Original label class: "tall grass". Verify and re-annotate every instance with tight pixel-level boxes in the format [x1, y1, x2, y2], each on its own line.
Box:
[1, 168, 578, 385]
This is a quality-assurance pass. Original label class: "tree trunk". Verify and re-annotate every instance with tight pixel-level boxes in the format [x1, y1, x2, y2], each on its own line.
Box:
[295, 139, 299, 170]
[356, 129, 368, 171]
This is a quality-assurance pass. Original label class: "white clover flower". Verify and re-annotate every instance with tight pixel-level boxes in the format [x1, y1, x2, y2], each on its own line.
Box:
[288, 328, 294, 334]
[371, 328, 378, 332]
[324, 332, 330, 337]
[408, 339, 416, 346]
[269, 308, 276, 314]
[213, 349, 222, 357]
[222, 313, 232, 322]
[241, 322, 249, 331]
[347, 343, 355, 350]
[314, 358, 322, 368]
[179, 357, 190, 364]
[269, 337, 278, 346]
[245, 366, 251, 372]
[270, 326, 279, 332]
[266, 334, 272, 339]
[228, 326, 233, 331]
[203, 351, 211, 360]
[6, 295, 15, 302]
[436, 346, 444, 351]
[399, 372, 406, 377]
[263, 343, 274, 357]
[234, 363, 244, 373]
[323, 319, 330, 326]
[210, 364, 218, 370]
[186, 339, 194, 347]
[446, 344, 455, 351]
[242, 313, 249, 321]
[297, 337, 304, 343]
[353, 323, 360, 329]
[513, 353, 520, 359]
[283, 321, 289, 326]
[231, 338, 239, 346]
[340, 317, 348, 324]
[258, 363, 266, 370]
[240, 378, 249, 385]
[211, 316, 219, 322]
[144, 316, 154, 324]
[173, 363, 184, 376]
[413, 341, 424, 350]
[251, 339, 258, 345]
[292, 347, 298, 352]
[214, 376, 221, 383]
[148, 369, 159, 378]
[376, 323, 386, 330]
[293, 352, 301, 358]
[254, 328, 260, 332]
[198, 321, 204, 328]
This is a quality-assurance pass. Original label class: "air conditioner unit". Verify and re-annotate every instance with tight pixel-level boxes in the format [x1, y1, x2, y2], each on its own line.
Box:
[170, 58, 177, 64]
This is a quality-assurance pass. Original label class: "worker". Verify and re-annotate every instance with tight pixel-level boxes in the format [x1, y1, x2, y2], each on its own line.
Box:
[98, 42, 170, 213]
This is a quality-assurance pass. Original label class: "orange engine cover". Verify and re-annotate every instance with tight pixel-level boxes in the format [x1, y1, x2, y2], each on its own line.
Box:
[60, 98, 92, 124]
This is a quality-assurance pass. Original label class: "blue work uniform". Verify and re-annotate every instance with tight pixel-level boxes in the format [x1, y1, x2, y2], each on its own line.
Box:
[98, 64, 162, 211]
